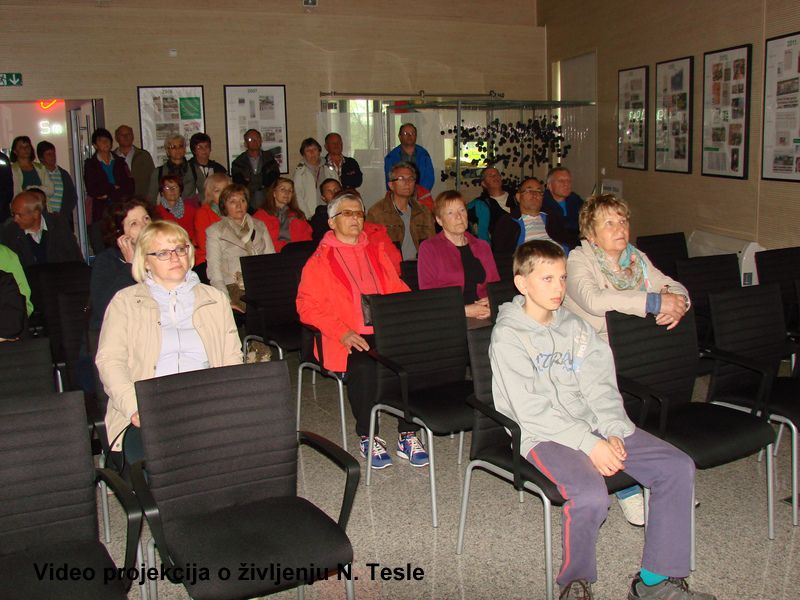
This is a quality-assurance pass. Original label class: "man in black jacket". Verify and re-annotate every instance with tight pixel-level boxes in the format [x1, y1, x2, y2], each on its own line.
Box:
[230, 129, 279, 211]
[324, 132, 363, 189]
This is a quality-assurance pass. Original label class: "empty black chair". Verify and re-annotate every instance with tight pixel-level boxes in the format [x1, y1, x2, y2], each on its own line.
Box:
[487, 279, 516, 323]
[605, 309, 777, 545]
[132, 361, 358, 600]
[456, 326, 639, 600]
[635, 232, 687, 281]
[0, 391, 141, 599]
[281, 239, 317, 274]
[0, 337, 57, 398]
[365, 286, 476, 527]
[756, 246, 800, 330]
[400, 259, 419, 291]
[492, 252, 514, 281]
[708, 284, 800, 526]
[240, 253, 301, 359]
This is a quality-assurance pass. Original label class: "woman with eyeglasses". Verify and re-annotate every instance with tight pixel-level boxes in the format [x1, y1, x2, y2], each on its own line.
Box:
[96, 220, 242, 468]
[148, 134, 196, 203]
[154, 174, 198, 246]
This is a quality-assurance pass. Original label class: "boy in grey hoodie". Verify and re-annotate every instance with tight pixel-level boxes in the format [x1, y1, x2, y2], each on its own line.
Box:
[489, 240, 714, 600]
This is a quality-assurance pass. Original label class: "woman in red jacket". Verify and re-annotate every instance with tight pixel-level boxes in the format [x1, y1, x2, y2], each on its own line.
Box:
[253, 177, 312, 251]
[154, 174, 197, 247]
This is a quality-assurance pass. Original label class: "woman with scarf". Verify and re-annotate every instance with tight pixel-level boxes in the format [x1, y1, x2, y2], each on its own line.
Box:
[254, 177, 312, 252]
[193, 172, 230, 282]
[563, 193, 690, 528]
[292, 137, 338, 218]
[205, 183, 275, 313]
[154, 174, 197, 246]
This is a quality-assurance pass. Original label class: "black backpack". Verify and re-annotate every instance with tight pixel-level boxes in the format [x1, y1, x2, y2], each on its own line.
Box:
[0, 270, 27, 339]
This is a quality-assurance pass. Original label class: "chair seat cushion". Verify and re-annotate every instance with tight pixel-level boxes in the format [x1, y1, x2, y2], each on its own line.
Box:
[380, 380, 475, 434]
[0, 540, 127, 600]
[263, 322, 302, 352]
[663, 403, 775, 469]
[162, 496, 352, 600]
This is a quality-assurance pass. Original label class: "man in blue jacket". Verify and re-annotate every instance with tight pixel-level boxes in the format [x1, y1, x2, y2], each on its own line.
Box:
[384, 123, 434, 191]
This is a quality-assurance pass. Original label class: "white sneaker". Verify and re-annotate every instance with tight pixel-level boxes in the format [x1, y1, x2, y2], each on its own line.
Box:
[617, 492, 645, 527]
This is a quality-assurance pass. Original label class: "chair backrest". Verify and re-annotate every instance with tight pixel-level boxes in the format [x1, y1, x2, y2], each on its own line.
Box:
[708, 284, 787, 397]
[755, 246, 800, 329]
[281, 240, 317, 275]
[0, 337, 56, 398]
[240, 253, 300, 326]
[0, 390, 97, 554]
[134, 362, 297, 522]
[400, 260, 419, 291]
[369, 286, 468, 393]
[492, 253, 514, 282]
[57, 290, 91, 390]
[487, 280, 517, 323]
[635, 232, 687, 280]
[605, 309, 698, 415]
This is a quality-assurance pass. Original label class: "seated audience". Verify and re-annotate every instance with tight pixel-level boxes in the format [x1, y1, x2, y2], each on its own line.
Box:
[543, 166, 584, 249]
[10, 135, 54, 199]
[96, 220, 242, 467]
[230, 129, 280, 212]
[187, 132, 227, 194]
[1, 191, 82, 267]
[253, 177, 312, 251]
[154, 174, 197, 246]
[297, 191, 427, 468]
[89, 197, 155, 331]
[205, 184, 275, 312]
[36, 141, 77, 225]
[324, 132, 362, 189]
[418, 190, 500, 320]
[149, 134, 196, 202]
[114, 125, 155, 198]
[310, 178, 343, 243]
[193, 172, 230, 283]
[367, 161, 435, 261]
[0, 242, 33, 316]
[84, 128, 134, 222]
[293, 137, 338, 218]
[384, 123, 434, 191]
[467, 167, 517, 242]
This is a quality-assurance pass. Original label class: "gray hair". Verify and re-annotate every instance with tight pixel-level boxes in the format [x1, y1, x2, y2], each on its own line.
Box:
[546, 166, 571, 183]
[327, 191, 365, 218]
[163, 134, 186, 153]
[389, 161, 417, 180]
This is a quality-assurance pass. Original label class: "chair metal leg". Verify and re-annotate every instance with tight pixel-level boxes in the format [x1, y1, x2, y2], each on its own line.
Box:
[774, 422, 785, 456]
[519, 489, 525, 503]
[136, 540, 149, 600]
[336, 377, 348, 451]
[766, 443, 775, 540]
[457, 430, 464, 465]
[345, 570, 355, 600]
[790, 420, 798, 526]
[690, 486, 696, 571]
[643, 487, 650, 526]
[147, 537, 158, 600]
[297, 584, 305, 600]
[365, 406, 380, 486]
[99, 453, 111, 544]
[296, 365, 305, 432]
[312, 370, 317, 385]
[456, 462, 475, 554]
[426, 426, 438, 528]
[543, 498, 554, 600]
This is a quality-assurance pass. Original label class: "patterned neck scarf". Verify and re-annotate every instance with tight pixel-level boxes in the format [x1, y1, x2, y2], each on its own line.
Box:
[591, 242, 650, 291]
[160, 195, 185, 219]
[223, 214, 256, 254]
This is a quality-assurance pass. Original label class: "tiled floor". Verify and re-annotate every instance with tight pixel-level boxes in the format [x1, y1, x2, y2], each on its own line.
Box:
[102, 359, 800, 599]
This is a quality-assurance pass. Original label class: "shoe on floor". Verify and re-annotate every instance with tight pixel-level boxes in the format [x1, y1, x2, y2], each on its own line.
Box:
[618, 491, 646, 526]
[396, 432, 429, 467]
[359, 436, 392, 469]
[628, 575, 717, 599]
[559, 579, 593, 600]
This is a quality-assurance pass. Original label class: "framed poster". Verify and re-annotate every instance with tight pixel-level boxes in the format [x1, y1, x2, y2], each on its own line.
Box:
[618, 66, 649, 170]
[701, 44, 752, 179]
[137, 86, 205, 165]
[224, 85, 289, 174]
[762, 31, 800, 181]
[655, 56, 693, 173]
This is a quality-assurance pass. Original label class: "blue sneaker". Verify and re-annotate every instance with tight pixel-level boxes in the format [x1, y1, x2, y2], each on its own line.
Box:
[359, 436, 392, 469]
[397, 432, 429, 467]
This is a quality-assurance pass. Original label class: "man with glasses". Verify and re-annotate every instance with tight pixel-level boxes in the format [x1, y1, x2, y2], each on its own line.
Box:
[384, 123, 435, 192]
[230, 129, 280, 211]
[492, 177, 569, 254]
[543, 166, 584, 249]
[367, 162, 435, 260]
[298, 191, 428, 469]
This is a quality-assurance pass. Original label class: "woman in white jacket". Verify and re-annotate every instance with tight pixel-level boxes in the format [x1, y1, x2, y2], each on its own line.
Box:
[292, 137, 338, 218]
[10, 136, 54, 198]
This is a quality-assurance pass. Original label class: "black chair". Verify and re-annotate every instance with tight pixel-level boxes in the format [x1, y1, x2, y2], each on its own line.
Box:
[240, 253, 302, 359]
[400, 259, 419, 291]
[756, 246, 800, 330]
[635, 231, 687, 281]
[365, 286, 475, 527]
[708, 284, 800, 526]
[492, 252, 514, 281]
[131, 361, 358, 600]
[456, 325, 639, 600]
[0, 391, 142, 599]
[0, 337, 58, 398]
[605, 309, 777, 549]
[487, 279, 516, 323]
[281, 239, 317, 274]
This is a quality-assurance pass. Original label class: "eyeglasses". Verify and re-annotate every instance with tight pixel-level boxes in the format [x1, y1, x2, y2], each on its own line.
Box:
[147, 245, 190, 261]
[519, 188, 544, 196]
[162, 185, 179, 192]
[167, 144, 185, 150]
[389, 175, 416, 183]
[332, 209, 365, 219]
[399, 131, 416, 137]
[245, 136, 260, 142]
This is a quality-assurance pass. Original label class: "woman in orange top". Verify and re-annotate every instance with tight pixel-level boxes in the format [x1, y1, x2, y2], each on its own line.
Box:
[253, 177, 312, 252]
[193, 172, 230, 283]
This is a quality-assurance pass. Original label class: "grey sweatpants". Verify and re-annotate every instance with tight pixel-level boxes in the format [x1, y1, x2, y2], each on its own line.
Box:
[527, 427, 695, 586]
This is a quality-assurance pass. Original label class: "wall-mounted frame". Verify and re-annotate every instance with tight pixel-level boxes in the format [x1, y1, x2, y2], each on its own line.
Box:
[761, 31, 800, 182]
[618, 65, 649, 170]
[137, 85, 205, 166]
[655, 56, 693, 173]
[223, 85, 289, 174]
[701, 44, 752, 179]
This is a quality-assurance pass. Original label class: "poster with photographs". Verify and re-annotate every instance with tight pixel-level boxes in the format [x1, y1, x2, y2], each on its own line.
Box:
[702, 45, 751, 179]
[137, 86, 205, 165]
[224, 85, 288, 174]
[655, 56, 693, 173]
[618, 66, 649, 170]
[762, 31, 800, 181]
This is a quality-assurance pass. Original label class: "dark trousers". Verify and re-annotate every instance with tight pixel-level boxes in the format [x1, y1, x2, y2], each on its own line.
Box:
[345, 334, 417, 437]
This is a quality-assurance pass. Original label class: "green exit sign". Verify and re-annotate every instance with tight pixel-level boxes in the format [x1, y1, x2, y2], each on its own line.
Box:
[0, 73, 23, 86]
